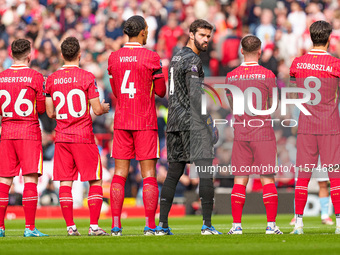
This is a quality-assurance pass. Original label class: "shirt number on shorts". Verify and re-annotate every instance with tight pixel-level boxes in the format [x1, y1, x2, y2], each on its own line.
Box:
[53, 89, 86, 119]
[121, 70, 136, 98]
[0, 89, 34, 117]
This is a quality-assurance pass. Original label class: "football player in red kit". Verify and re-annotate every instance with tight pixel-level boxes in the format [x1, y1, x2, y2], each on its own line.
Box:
[0, 39, 48, 237]
[45, 37, 110, 236]
[107, 15, 166, 236]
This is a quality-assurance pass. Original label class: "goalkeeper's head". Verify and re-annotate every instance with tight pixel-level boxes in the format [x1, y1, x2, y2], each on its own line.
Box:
[11, 39, 31, 64]
[124, 15, 148, 45]
[240, 35, 262, 60]
[60, 36, 81, 63]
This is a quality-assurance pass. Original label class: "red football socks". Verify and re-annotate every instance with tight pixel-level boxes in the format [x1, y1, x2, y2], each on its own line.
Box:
[59, 185, 75, 227]
[143, 177, 159, 229]
[263, 183, 278, 222]
[88, 185, 103, 225]
[23, 182, 38, 230]
[295, 177, 310, 215]
[110, 175, 126, 229]
[0, 183, 10, 229]
[231, 184, 246, 223]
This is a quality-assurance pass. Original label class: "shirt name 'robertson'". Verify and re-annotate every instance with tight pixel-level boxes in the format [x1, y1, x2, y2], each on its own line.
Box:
[296, 63, 333, 72]
[0, 76, 32, 83]
[120, 56, 138, 62]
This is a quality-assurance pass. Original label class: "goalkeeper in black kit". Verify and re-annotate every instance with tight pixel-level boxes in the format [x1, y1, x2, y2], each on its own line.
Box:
[155, 19, 221, 235]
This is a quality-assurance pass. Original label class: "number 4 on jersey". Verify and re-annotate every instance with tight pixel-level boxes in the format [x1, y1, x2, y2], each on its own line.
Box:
[121, 70, 136, 98]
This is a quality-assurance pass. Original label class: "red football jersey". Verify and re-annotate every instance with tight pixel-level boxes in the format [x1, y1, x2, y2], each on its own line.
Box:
[0, 64, 44, 140]
[45, 65, 99, 143]
[290, 49, 340, 134]
[107, 42, 164, 130]
[226, 62, 276, 141]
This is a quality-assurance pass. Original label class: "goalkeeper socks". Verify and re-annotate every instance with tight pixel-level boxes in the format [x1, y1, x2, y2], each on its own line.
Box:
[320, 196, 330, 220]
[263, 183, 278, 222]
[231, 184, 246, 224]
[143, 177, 159, 229]
[330, 178, 340, 218]
[199, 177, 214, 228]
[159, 162, 186, 228]
[0, 183, 10, 229]
[110, 175, 126, 229]
[294, 177, 310, 215]
[23, 182, 38, 230]
[88, 185, 103, 226]
[59, 185, 75, 227]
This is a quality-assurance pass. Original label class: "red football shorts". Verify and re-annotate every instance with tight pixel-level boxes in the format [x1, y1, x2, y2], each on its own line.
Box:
[112, 129, 160, 160]
[53, 143, 102, 181]
[231, 140, 277, 176]
[296, 134, 340, 170]
[0, 139, 43, 177]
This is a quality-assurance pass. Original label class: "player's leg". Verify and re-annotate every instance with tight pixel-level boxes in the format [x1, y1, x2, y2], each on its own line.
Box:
[110, 130, 135, 236]
[140, 159, 158, 235]
[157, 131, 186, 235]
[228, 176, 248, 235]
[70, 143, 108, 236]
[228, 141, 253, 235]
[17, 140, 47, 237]
[318, 180, 333, 225]
[53, 143, 79, 235]
[291, 134, 317, 234]
[260, 176, 282, 234]
[317, 134, 340, 233]
[134, 130, 160, 235]
[0, 177, 13, 237]
[157, 161, 186, 234]
[0, 139, 20, 237]
[110, 159, 129, 235]
[88, 179, 108, 236]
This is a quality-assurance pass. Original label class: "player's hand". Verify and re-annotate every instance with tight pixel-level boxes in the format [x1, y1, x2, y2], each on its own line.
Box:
[207, 115, 219, 144]
[101, 99, 110, 114]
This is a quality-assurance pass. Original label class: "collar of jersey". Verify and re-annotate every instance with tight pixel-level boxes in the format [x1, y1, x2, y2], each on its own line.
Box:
[308, 49, 328, 55]
[61, 65, 79, 69]
[9, 64, 29, 69]
[241, 61, 259, 66]
[124, 42, 142, 48]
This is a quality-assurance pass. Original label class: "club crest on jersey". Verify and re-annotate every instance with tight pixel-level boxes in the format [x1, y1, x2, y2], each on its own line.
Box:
[191, 65, 198, 72]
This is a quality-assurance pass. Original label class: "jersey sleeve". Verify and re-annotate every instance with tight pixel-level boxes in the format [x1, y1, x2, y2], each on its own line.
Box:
[267, 71, 277, 98]
[107, 53, 117, 97]
[44, 75, 52, 97]
[87, 73, 100, 99]
[150, 52, 164, 80]
[290, 58, 297, 84]
[34, 72, 45, 101]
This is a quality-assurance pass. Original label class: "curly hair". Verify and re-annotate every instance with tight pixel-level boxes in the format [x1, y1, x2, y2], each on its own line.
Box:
[61, 37, 80, 61]
[11, 39, 31, 60]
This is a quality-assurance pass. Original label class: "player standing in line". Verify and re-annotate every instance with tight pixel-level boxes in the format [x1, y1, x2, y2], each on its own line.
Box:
[107, 15, 166, 236]
[156, 19, 221, 235]
[0, 39, 48, 237]
[289, 20, 340, 234]
[45, 37, 110, 236]
[226, 35, 283, 235]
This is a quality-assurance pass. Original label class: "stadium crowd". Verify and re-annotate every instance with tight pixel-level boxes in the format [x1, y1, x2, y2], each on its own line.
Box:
[0, 0, 338, 206]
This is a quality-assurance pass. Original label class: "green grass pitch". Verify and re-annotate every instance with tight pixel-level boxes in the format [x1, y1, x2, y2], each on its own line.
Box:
[0, 214, 340, 255]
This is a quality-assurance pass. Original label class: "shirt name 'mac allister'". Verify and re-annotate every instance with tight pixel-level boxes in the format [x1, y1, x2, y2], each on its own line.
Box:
[227, 74, 266, 82]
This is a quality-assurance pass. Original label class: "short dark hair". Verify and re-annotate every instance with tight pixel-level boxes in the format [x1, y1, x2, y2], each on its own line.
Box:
[241, 35, 261, 53]
[11, 39, 31, 60]
[123, 15, 146, 37]
[189, 19, 213, 34]
[61, 37, 80, 61]
[310, 20, 332, 46]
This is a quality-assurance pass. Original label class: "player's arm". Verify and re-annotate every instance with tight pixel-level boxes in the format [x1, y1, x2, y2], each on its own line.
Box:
[289, 59, 298, 99]
[36, 74, 46, 114]
[89, 97, 110, 116]
[227, 94, 233, 111]
[151, 53, 166, 97]
[45, 97, 56, 119]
